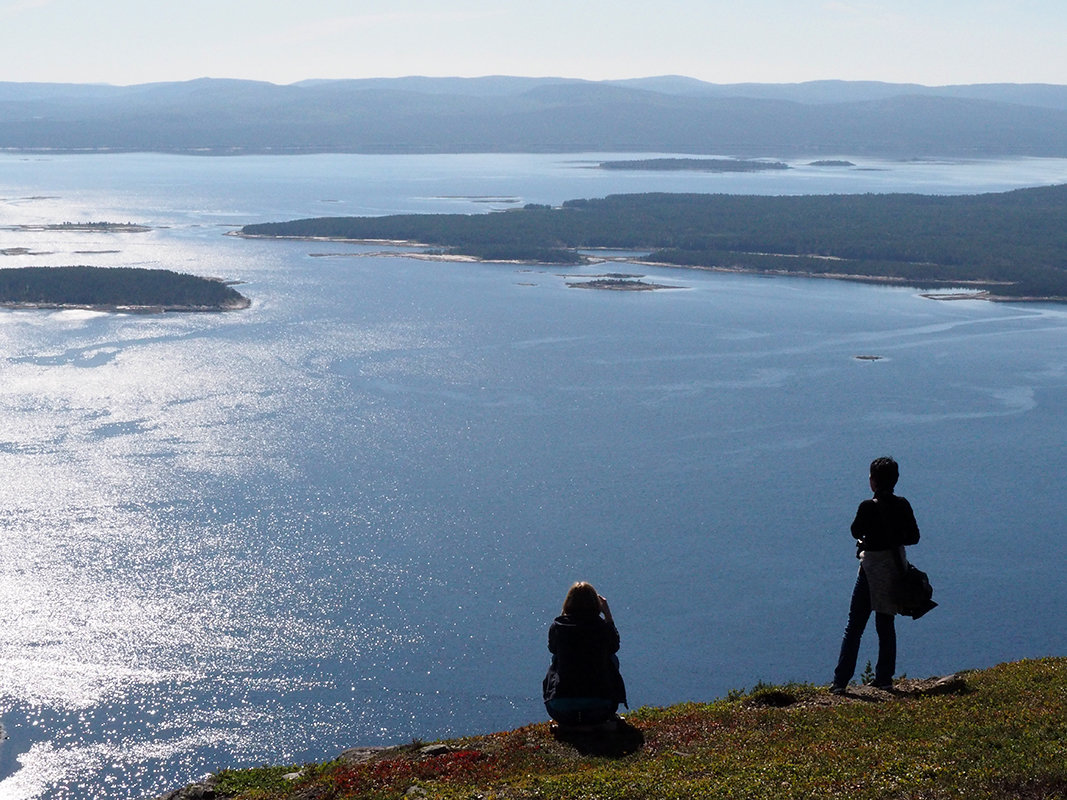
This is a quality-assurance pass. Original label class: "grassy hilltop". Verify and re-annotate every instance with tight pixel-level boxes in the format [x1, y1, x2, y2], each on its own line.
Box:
[168, 658, 1066, 800]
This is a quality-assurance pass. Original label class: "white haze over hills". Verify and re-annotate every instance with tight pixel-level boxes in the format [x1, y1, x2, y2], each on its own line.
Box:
[1, 1, 1064, 87]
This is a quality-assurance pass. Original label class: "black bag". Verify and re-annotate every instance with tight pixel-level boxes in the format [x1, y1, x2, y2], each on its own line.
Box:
[896, 561, 937, 619]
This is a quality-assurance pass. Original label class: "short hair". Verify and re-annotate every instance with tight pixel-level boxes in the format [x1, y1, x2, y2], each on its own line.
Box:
[562, 581, 600, 618]
[869, 456, 899, 492]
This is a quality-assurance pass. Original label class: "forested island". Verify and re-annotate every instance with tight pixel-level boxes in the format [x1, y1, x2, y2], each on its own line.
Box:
[0, 266, 251, 311]
[239, 184, 1067, 300]
[597, 158, 789, 172]
[11, 221, 152, 232]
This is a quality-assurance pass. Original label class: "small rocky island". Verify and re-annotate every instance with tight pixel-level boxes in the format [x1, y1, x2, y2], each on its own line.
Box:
[0, 266, 250, 312]
[566, 275, 681, 291]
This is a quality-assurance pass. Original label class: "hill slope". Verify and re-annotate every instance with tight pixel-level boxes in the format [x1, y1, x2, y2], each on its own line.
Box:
[160, 658, 1067, 800]
[3, 77, 1067, 156]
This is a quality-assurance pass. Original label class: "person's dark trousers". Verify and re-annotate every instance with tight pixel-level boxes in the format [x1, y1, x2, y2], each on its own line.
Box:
[833, 567, 897, 687]
[544, 698, 618, 726]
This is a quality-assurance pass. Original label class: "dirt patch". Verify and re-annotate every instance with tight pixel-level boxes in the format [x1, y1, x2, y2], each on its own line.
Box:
[802, 674, 970, 709]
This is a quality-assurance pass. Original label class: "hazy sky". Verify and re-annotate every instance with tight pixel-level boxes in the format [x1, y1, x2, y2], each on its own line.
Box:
[1, 0, 1064, 87]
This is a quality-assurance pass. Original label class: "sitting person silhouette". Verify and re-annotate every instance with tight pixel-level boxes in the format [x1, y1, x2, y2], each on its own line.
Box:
[542, 581, 628, 729]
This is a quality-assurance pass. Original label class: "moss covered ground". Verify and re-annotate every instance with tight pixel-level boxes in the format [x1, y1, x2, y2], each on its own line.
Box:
[188, 658, 1066, 800]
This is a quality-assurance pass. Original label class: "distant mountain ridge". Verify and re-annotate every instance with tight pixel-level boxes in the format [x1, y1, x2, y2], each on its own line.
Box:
[2, 76, 1067, 156]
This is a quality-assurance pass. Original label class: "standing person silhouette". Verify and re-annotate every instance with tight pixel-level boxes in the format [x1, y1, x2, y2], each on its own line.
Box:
[542, 581, 628, 729]
[831, 457, 921, 693]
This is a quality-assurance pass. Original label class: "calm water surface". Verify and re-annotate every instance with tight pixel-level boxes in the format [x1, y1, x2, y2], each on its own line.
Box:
[1, 153, 1066, 799]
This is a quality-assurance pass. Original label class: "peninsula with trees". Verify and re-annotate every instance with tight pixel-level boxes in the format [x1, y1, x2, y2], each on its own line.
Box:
[238, 184, 1067, 301]
[0, 266, 251, 312]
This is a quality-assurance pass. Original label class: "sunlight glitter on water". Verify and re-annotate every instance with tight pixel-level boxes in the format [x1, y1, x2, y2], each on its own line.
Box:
[3, 152, 1067, 799]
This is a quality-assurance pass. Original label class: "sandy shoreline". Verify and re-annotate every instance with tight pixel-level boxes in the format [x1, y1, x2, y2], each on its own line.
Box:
[629, 260, 1061, 303]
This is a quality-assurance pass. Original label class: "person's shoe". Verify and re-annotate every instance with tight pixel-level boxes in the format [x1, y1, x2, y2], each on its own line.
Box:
[829, 684, 847, 695]
[869, 680, 893, 690]
[593, 716, 619, 733]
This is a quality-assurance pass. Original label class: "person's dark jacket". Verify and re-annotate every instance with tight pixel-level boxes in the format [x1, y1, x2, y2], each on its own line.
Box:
[542, 614, 627, 706]
[851, 492, 921, 552]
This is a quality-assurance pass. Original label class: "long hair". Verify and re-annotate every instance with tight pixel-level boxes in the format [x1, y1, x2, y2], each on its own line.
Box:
[561, 581, 600, 618]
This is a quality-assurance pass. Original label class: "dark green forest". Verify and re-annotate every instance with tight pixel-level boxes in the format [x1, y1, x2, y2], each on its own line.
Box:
[240, 185, 1067, 298]
[0, 266, 250, 310]
[597, 158, 789, 172]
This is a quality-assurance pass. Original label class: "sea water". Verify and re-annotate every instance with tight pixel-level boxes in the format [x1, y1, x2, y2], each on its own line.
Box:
[1, 153, 1066, 799]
